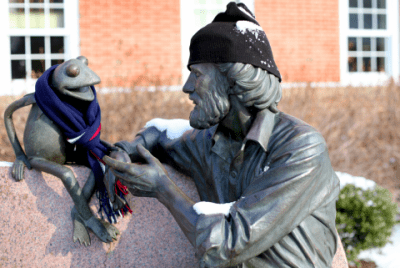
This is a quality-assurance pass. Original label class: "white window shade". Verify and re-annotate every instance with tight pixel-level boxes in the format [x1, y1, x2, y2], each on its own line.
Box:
[339, 0, 399, 86]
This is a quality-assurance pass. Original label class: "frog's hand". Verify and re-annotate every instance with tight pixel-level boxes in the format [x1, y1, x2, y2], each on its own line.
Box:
[4, 93, 35, 178]
[12, 155, 31, 181]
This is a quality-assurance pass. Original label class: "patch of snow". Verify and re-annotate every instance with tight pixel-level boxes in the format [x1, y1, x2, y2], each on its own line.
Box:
[238, 7, 254, 19]
[0, 161, 13, 167]
[335, 171, 376, 190]
[193, 201, 235, 217]
[358, 224, 400, 268]
[145, 118, 193, 140]
[235, 21, 263, 37]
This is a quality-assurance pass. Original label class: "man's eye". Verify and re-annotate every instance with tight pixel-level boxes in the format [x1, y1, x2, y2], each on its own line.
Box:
[194, 72, 200, 77]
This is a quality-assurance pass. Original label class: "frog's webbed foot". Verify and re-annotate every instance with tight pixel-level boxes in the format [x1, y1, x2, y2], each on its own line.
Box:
[72, 208, 91, 246]
[83, 215, 119, 243]
[72, 208, 119, 244]
[11, 157, 30, 181]
[100, 218, 120, 239]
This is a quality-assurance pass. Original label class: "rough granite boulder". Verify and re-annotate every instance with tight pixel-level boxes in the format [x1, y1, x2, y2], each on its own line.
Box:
[0, 163, 348, 267]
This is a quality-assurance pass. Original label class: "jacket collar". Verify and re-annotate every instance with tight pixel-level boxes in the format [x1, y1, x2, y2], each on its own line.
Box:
[211, 109, 276, 161]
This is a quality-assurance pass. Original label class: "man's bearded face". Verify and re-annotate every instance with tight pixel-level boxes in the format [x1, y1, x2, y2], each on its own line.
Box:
[183, 63, 230, 129]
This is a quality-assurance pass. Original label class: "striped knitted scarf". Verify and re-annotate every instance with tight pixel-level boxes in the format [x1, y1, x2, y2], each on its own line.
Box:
[34, 65, 130, 223]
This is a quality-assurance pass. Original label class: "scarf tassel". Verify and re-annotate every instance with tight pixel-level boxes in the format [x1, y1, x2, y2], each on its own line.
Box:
[97, 180, 132, 224]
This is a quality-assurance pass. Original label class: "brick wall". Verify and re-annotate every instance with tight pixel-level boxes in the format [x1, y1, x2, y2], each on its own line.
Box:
[79, 0, 181, 87]
[255, 0, 340, 82]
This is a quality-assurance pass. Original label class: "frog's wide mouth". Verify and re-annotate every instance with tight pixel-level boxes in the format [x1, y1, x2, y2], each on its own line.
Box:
[64, 86, 95, 101]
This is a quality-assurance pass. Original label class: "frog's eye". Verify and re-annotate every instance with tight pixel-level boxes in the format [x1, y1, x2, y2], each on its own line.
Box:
[66, 64, 80, 77]
[77, 56, 88, 66]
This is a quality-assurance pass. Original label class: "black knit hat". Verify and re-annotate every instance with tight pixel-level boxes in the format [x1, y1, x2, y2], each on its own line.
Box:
[188, 2, 281, 82]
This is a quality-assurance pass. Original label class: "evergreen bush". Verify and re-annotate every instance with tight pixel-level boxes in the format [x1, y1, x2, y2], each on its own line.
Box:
[336, 184, 397, 264]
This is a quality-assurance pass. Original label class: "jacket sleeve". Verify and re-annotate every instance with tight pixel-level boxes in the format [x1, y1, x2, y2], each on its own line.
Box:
[114, 122, 204, 176]
[194, 130, 339, 267]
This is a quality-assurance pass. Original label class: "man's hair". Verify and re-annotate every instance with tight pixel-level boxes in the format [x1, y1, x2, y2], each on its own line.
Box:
[215, 63, 282, 113]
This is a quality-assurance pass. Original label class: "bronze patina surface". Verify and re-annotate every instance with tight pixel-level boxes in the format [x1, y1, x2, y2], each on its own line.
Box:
[4, 56, 119, 246]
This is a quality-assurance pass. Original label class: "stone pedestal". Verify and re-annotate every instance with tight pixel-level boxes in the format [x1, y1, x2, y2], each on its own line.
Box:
[0, 164, 348, 267]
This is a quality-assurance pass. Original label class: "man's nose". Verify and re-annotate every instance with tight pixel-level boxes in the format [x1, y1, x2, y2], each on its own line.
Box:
[183, 73, 196, 93]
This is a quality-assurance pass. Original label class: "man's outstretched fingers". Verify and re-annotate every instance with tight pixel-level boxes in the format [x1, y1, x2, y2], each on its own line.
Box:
[103, 155, 130, 171]
[136, 144, 155, 164]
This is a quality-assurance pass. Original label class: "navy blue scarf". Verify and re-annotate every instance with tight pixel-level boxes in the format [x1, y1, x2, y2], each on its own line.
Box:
[35, 65, 108, 181]
[34, 65, 130, 223]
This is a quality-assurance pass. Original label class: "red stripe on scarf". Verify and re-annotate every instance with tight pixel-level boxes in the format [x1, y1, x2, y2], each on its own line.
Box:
[91, 150, 106, 165]
[90, 123, 101, 141]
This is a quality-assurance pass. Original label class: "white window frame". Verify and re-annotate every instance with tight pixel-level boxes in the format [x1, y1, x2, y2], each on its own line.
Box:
[339, 0, 399, 86]
[180, 0, 255, 83]
[0, 0, 80, 96]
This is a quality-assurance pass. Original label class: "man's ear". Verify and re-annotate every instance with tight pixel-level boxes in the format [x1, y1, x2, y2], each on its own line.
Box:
[228, 77, 235, 88]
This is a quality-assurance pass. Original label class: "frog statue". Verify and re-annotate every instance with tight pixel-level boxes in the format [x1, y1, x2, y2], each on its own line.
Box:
[4, 56, 130, 246]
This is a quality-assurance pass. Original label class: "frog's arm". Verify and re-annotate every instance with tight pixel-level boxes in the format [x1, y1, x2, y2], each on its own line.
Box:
[4, 93, 36, 173]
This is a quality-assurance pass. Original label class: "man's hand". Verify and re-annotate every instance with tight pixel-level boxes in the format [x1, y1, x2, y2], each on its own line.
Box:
[103, 144, 170, 199]
[103, 148, 131, 208]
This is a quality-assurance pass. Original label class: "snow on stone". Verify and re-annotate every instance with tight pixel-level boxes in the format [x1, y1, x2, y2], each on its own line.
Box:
[358, 224, 400, 268]
[0, 161, 13, 167]
[193, 201, 235, 217]
[235, 20, 263, 39]
[335, 171, 376, 190]
[145, 118, 193, 140]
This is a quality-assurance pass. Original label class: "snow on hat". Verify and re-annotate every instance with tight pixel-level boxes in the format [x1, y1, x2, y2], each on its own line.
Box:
[188, 2, 281, 82]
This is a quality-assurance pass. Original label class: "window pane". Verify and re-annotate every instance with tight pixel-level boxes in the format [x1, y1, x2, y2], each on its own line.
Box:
[363, 57, 371, 71]
[31, 37, 45, 54]
[348, 37, 357, 51]
[50, 9, 64, 28]
[11, 60, 26, 79]
[349, 0, 358, 7]
[51, 59, 64, 66]
[10, 36, 25, 54]
[377, 0, 386, 9]
[51, 37, 64, 53]
[30, 0, 44, 3]
[348, 57, 357, 72]
[363, 14, 372, 29]
[377, 57, 385, 72]
[362, 38, 371, 51]
[349, 14, 358, 29]
[376, 38, 385, 51]
[9, 0, 24, 3]
[31, 60, 45, 78]
[30, 8, 45, 28]
[50, 0, 64, 2]
[378, 14, 386, 29]
[363, 0, 372, 8]
[9, 8, 25, 29]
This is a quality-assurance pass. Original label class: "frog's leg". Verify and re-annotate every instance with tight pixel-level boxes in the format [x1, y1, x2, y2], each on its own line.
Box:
[71, 171, 119, 246]
[29, 157, 118, 245]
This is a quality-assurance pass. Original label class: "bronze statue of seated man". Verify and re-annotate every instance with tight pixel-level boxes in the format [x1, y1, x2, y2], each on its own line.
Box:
[104, 3, 340, 267]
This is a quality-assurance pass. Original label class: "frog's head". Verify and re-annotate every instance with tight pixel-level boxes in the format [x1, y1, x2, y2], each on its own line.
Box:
[51, 56, 101, 101]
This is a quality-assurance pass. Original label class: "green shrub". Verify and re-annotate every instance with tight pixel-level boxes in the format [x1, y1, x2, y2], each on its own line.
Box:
[336, 184, 397, 264]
